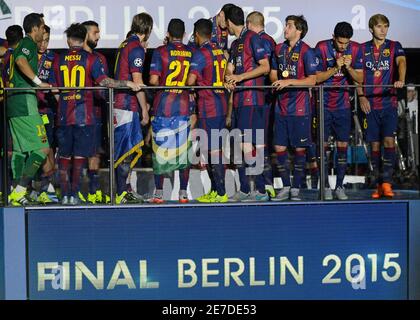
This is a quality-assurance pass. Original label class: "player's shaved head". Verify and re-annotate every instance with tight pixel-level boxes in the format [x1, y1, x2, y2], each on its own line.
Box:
[246, 11, 264, 28]
[168, 18, 185, 39]
[65, 23, 87, 43]
[194, 19, 212, 39]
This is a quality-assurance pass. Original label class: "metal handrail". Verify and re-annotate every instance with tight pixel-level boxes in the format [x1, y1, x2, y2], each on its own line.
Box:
[1, 83, 419, 205]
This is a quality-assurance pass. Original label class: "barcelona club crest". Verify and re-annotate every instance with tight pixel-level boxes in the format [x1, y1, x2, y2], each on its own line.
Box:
[383, 48, 391, 57]
[291, 53, 300, 62]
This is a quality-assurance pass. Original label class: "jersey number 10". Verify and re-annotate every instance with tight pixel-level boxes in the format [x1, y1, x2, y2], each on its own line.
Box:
[60, 65, 86, 89]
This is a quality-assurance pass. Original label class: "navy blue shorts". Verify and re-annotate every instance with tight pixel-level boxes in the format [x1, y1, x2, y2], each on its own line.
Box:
[306, 143, 317, 162]
[324, 109, 352, 142]
[364, 108, 397, 142]
[40, 111, 55, 148]
[95, 122, 103, 154]
[57, 125, 96, 158]
[274, 114, 312, 148]
[233, 105, 270, 145]
[198, 116, 227, 151]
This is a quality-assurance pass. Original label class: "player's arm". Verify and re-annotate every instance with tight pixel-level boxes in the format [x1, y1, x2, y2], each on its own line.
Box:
[316, 66, 340, 84]
[224, 62, 236, 91]
[133, 71, 149, 126]
[15, 57, 50, 88]
[225, 91, 234, 128]
[394, 55, 406, 88]
[99, 77, 142, 91]
[272, 74, 317, 90]
[149, 74, 160, 86]
[225, 58, 270, 84]
[269, 69, 278, 83]
[186, 73, 197, 86]
[346, 67, 363, 84]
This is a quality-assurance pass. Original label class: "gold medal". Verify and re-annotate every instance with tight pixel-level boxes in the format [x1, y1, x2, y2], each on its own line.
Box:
[374, 70, 381, 78]
[282, 70, 289, 78]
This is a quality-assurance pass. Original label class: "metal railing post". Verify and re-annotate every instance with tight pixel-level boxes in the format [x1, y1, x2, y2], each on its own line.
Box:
[319, 86, 325, 201]
[2, 89, 8, 205]
[108, 88, 115, 205]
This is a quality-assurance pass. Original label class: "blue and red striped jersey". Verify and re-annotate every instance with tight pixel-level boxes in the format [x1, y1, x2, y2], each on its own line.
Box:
[92, 50, 109, 121]
[259, 30, 276, 104]
[37, 49, 57, 114]
[190, 41, 228, 118]
[49, 47, 107, 126]
[188, 15, 229, 51]
[1, 48, 13, 87]
[360, 39, 405, 110]
[0, 38, 8, 48]
[229, 28, 269, 108]
[271, 40, 318, 116]
[150, 41, 193, 117]
[315, 39, 363, 111]
[114, 35, 145, 112]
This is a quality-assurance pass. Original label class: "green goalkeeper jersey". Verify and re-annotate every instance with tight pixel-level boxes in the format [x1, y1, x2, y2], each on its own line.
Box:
[7, 35, 39, 117]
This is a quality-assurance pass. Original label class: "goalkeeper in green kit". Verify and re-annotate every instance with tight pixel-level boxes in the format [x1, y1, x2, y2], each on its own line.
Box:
[7, 13, 51, 206]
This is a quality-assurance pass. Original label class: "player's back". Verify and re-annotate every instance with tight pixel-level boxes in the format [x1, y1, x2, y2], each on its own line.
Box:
[192, 41, 227, 118]
[114, 35, 145, 112]
[151, 41, 193, 117]
[52, 47, 104, 126]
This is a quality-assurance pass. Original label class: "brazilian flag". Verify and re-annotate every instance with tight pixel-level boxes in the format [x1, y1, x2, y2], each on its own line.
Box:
[152, 116, 191, 175]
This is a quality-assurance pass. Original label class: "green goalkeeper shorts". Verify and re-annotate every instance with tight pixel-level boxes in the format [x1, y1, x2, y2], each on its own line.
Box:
[9, 115, 50, 153]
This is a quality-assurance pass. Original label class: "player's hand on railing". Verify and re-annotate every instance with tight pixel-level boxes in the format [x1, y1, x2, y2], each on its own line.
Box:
[394, 80, 405, 89]
[359, 96, 371, 114]
[127, 81, 144, 92]
[225, 74, 243, 85]
[39, 82, 52, 89]
[224, 82, 236, 91]
[141, 108, 149, 126]
[272, 79, 292, 90]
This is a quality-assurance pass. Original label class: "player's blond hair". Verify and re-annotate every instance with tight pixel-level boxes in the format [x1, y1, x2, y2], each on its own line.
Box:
[246, 11, 264, 28]
[369, 14, 390, 29]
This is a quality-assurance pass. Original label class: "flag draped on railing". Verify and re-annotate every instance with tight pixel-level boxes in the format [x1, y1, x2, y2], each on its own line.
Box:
[151, 116, 191, 175]
[114, 109, 144, 168]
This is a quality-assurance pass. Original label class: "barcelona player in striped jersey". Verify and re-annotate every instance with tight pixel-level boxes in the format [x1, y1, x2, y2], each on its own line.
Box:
[270, 15, 318, 201]
[224, 5, 271, 202]
[50, 23, 142, 205]
[81, 20, 110, 204]
[187, 18, 229, 203]
[113, 13, 153, 204]
[149, 19, 193, 204]
[246, 11, 276, 198]
[315, 22, 363, 200]
[358, 14, 406, 199]
[188, 3, 235, 55]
